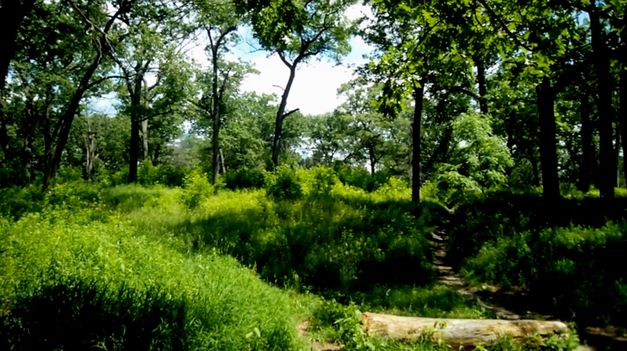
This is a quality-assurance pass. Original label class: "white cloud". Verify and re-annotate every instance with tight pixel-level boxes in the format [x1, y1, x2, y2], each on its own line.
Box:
[239, 34, 373, 115]
[240, 53, 359, 115]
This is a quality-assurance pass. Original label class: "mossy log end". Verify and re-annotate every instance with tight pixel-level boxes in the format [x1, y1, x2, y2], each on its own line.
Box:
[362, 312, 569, 347]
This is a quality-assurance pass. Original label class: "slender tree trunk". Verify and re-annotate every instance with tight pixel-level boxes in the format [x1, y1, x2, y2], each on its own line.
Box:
[368, 144, 376, 175]
[127, 86, 142, 183]
[475, 58, 488, 114]
[83, 131, 96, 180]
[141, 118, 149, 161]
[580, 98, 596, 192]
[530, 153, 540, 186]
[590, 8, 615, 199]
[43, 54, 103, 189]
[620, 9, 627, 189]
[271, 65, 297, 169]
[536, 77, 560, 201]
[411, 83, 424, 205]
[218, 147, 225, 174]
[211, 45, 221, 184]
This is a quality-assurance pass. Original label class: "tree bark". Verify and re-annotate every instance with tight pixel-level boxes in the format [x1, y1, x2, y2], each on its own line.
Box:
[620, 7, 627, 190]
[141, 118, 149, 161]
[211, 43, 221, 184]
[536, 77, 560, 201]
[362, 313, 569, 348]
[411, 83, 424, 205]
[476, 58, 488, 114]
[127, 75, 143, 184]
[43, 54, 103, 189]
[0, 0, 35, 92]
[271, 63, 297, 169]
[590, 8, 615, 199]
[579, 98, 596, 192]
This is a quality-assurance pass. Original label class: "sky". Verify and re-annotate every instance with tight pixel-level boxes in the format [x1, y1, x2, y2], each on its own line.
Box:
[88, 4, 374, 117]
[199, 4, 374, 116]
[233, 33, 373, 116]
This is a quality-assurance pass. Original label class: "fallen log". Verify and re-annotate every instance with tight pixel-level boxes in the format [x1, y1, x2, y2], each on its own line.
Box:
[362, 312, 569, 348]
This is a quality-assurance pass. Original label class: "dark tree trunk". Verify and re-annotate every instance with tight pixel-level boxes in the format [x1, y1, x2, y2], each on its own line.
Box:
[211, 43, 221, 184]
[271, 64, 297, 169]
[476, 58, 488, 114]
[579, 98, 596, 192]
[127, 73, 143, 184]
[590, 8, 615, 199]
[42, 2, 128, 189]
[0, 0, 35, 92]
[620, 8, 627, 190]
[128, 117, 140, 183]
[411, 83, 424, 205]
[43, 54, 103, 189]
[368, 144, 376, 175]
[536, 77, 560, 201]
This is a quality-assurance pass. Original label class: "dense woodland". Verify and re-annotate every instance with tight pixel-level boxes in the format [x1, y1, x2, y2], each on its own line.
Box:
[1, 0, 627, 350]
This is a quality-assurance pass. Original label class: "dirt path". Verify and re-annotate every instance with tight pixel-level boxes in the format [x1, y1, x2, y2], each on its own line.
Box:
[429, 231, 627, 351]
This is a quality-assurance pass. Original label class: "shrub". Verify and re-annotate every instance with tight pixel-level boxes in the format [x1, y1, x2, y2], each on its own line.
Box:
[463, 222, 627, 326]
[224, 168, 266, 190]
[0, 208, 300, 350]
[180, 170, 213, 209]
[0, 185, 44, 219]
[267, 167, 302, 200]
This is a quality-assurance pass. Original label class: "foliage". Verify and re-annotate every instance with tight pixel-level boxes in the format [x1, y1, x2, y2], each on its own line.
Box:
[224, 167, 266, 190]
[0, 207, 300, 350]
[266, 166, 303, 200]
[180, 169, 213, 209]
[463, 222, 627, 326]
[433, 113, 513, 205]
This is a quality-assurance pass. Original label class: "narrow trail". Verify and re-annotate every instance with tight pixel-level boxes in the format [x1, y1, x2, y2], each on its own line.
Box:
[301, 230, 625, 350]
[428, 231, 627, 351]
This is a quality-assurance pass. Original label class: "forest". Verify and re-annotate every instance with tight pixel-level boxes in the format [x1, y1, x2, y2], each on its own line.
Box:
[1, 0, 626, 350]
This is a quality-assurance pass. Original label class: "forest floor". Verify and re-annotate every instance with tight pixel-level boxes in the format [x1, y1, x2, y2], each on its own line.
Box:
[429, 231, 626, 351]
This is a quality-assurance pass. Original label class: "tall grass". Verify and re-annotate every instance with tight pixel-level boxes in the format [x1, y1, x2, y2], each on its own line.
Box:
[0, 208, 301, 350]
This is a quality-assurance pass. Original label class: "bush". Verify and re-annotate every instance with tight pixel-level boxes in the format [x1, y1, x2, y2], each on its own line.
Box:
[266, 167, 302, 200]
[0, 208, 300, 350]
[180, 170, 213, 209]
[224, 168, 266, 190]
[463, 222, 627, 326]
[0, 185, 44, 219]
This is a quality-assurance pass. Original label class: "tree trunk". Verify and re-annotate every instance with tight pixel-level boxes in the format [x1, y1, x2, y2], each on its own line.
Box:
[368, 143, 376, 175]
[211, 44, 221, 184]
[536, 77, 560, 201]
[590, 8, 615, 199]
[0, 0, 35, 92]
[42, 54, 103, 189]
[141, 118, 149, 161]
[580, 98, 596, 192]
[128, 92, 141, 183]
[83, 131, 96, 181]
[362, 313, 569, 348]
[476, 58, 488, 114]
[411, 83, 424, 205]
[271, 65, 297, 169]
[620, 8, 627, 189]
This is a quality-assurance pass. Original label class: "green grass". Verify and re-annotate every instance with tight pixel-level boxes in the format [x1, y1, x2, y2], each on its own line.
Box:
[0, 176, 581, 350]
[0, 207, 302, 350]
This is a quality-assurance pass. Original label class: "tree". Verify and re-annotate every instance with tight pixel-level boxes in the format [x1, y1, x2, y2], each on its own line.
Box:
[190, 0, 247, 183]
[236, 0, 355, 168]
[363, 0, 478, 204]
[112, 0, 192, 183]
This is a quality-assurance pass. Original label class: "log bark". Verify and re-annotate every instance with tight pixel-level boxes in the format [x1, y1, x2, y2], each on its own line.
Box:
[362, 313, 569, 348]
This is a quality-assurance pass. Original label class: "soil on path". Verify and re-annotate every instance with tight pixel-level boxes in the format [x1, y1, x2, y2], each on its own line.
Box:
[429, 231, 626, 351]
